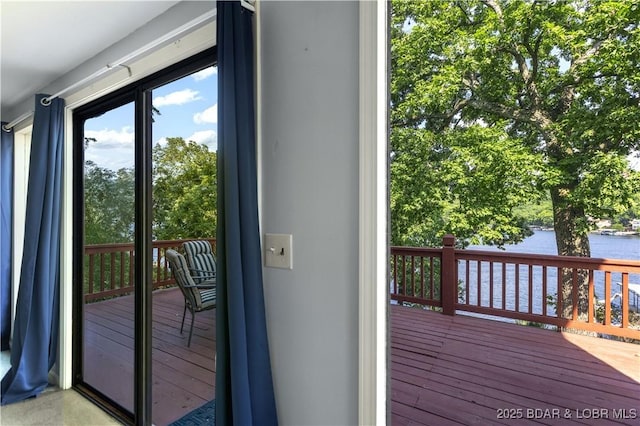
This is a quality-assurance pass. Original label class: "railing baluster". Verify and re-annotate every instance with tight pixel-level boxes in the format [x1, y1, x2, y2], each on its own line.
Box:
[515, 263, 520, 312]
[465, 261, 470, 305]
[477, 261, 482, 307]
[489, 261, 494, 309]
[604, 271, 611, 325]
[557, 267, 563, 319]
[110, 252, 116, 291]
[542, 266, 547, 317]
[572, 268, 579, 321]
[499, 263, 504, 310]
[393, 254, 398, 296]
[420, 256, 425, 300]
[100, 253, 105, 293]
[429, 257, 434, 300]
[401, 255, 407, 297]
[588, 270, 594, 324]
[120, 251, 125, 290]
[410, 256, 415, 297]
[88, 254, 95, 296]
[621, 273, 629, 329]
[129, 249, 135, 292]
[156, 247, 161, 289]
[528, 264, 533, 314]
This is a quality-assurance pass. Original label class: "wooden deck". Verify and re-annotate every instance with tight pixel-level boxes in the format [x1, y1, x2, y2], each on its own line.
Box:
[83, 287, 215, 426]
[391, 305, 640, 425]
[83, 291, 639, 425]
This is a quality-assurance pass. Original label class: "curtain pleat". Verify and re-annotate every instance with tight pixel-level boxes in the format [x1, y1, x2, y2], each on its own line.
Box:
[1, 124, 13, 351]
[1, 94, 63, 405]
[215, 2, 278, 425]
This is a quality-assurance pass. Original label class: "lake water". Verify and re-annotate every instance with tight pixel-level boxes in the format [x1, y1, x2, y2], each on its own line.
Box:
[461, 231, 640, 315]
[467, 230, 640, 260]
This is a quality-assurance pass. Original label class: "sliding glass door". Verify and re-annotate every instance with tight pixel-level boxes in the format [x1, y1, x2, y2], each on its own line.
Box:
[73, 49, 216, 426]
[81, 100, 136, 413]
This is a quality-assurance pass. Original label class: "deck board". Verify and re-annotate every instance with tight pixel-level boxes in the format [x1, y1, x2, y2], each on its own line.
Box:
[391, 305, 640, 426]
[83, 287, 215, 426]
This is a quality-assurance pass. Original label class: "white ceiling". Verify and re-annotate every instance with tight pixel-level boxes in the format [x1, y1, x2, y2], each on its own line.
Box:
[0, 0, 182, 115]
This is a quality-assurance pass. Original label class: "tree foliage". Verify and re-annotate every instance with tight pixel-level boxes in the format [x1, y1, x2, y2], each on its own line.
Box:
[84, 161, 135, 244]
[152, 137, 217, 240]
[391, 0, 640, 256]
[84, 137, 217, 245]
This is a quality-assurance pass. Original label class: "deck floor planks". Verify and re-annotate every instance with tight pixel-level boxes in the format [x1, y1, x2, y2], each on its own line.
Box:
[83, 288, 215, 426]
[435, 340, 639, 398]
[392, 308, 639, 378]
[391, 305, 640, 426]
[84, 293, 638, 425]
[392, 400, 466, 426]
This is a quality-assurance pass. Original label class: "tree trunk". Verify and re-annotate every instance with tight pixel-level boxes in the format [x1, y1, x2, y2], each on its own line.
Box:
[550, 186, 591, 320]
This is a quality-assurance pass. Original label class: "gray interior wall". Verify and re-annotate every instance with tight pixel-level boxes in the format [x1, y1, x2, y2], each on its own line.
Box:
[259, 2, 360, 425]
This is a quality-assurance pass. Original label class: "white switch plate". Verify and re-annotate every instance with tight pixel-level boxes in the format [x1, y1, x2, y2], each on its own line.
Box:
[264, 233, 293, 269]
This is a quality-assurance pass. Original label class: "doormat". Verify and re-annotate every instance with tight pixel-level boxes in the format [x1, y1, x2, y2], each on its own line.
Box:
[170, 399, 215, 425]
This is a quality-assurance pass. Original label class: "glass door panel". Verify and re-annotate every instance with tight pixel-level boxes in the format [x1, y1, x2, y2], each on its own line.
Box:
[82, 102, 135, 412]
[150, 66, 217, 425]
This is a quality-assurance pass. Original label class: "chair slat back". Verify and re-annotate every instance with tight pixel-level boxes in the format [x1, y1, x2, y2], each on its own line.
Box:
[183, 240, 217, 280]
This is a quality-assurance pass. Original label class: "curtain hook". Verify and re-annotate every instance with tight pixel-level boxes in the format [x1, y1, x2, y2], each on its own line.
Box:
[120, 64, 133, 77]
[2, 124, 11, 133]
[107, 63, 132, 77]
[40, 97, 52, 106]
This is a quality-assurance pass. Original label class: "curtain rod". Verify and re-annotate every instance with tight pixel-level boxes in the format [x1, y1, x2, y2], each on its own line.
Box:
[2, 8, 218, 133]
[2, 112, 33, 133]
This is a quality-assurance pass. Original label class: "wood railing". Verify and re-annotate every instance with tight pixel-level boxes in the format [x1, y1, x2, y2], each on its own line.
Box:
[391, 235, 640, 340]
[84, 238, 216, 302]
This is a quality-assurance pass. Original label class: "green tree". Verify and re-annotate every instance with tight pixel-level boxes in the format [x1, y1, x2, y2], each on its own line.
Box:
[153, 137, 217, 240]
[513, 194, 554, 228]
[614, 191, 640, 228]
[391, 0, 640, 317]
[84, 161, 135, 244]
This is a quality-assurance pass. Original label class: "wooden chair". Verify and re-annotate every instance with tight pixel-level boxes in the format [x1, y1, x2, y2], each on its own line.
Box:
[166, 249, 216, 346]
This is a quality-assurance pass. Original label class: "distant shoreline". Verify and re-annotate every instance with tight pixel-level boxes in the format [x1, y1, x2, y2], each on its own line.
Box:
[527, 226, 640, 236]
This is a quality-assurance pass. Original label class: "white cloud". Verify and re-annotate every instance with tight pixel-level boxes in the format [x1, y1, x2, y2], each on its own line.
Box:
[188, 130, 217, 151]
[153, 89, 202, 107]
[86, 127, 134, 145]
[192, 67, 217, 81]
[155, 137, 168, 147]
[84, 127, 135, 169]
[193, 104, 218, 124]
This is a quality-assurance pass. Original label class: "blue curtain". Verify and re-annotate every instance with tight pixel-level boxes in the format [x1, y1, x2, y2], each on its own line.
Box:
[1, 124, 13, 351]
[1, 94, 64, 405]
[215, 2, 278, 425]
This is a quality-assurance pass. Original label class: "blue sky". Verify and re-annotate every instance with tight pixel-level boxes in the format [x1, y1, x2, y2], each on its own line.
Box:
[84, 66, 217, 171]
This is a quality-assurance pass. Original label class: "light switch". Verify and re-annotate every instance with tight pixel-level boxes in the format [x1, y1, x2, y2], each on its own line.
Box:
[264, 233, 293, 269]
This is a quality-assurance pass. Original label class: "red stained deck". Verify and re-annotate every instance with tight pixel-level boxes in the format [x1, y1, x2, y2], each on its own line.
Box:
[391, 305, 640, 425]
[84, 291, 639, 425]
[83, 287, 216, 426]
